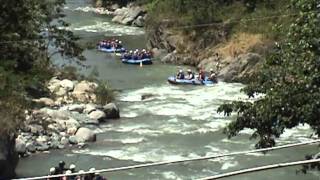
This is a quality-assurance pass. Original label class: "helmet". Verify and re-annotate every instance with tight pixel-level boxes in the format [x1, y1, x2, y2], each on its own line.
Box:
[129, 50, 133, 53]
[179, 69, 183, 73]
[135, 49, 139, 51]
[50, 167, 55, 173]
[65, 170, 72, 175]
[89, 168, 96, 172]
[119, 41, 122, 44]
[142, 49, 146, 52]
[210, 68, 214, 72]
[78, 170, 85, 173]
[70, 164, 76, 170]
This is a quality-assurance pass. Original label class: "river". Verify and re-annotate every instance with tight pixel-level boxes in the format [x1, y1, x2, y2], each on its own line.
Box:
[16, 1, 320, 180]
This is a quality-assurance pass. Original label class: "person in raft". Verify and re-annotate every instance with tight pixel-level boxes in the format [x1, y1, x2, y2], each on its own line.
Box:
[176, 69, 185, 79]
[186, 69, 195, 80]
[197, 69, 206, 81]
[208, 68, 218, 83]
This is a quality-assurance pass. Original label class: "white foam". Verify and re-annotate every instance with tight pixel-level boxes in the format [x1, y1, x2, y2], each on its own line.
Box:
[69, 21, 144, 35]
[162, 171, 183, 180]
[221, 161, 238, 170]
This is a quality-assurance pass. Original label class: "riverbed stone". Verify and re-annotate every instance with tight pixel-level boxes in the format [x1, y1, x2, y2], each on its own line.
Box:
[103, 103, 120, 119]
[60, 79, 74, 91]
[72, 81, 98, 103]
[36, 144, 49, 151]
[32, 97, 55, 107]
[75, 127, 96, 143]
[60, 137, 69, 146]
[29, 124, 44, 135]
[26, 142, 36, 153]
[15, 138, 26, 155]
[88, 110, 106, 122]
[66, 118, 80, 129]
[67, 104, 85, 113]
[69, 135, 78, 144]
[84, 104, 97, 114]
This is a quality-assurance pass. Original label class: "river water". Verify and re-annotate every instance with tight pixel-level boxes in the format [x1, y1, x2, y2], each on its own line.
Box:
[16, 1, 320, 180]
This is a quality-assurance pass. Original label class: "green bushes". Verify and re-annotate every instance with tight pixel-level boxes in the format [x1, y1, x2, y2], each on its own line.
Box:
[95, 81, 114, 105]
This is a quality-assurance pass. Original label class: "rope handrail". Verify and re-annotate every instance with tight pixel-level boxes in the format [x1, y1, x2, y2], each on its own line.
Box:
[13, 139, 320, 180]
[196, 158, 320, 180]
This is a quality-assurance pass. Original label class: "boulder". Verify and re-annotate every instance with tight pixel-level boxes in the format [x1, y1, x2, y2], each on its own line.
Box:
[103, 103, 120, 119]
[67, 127, 78, 135]
[88, 110, 106, 122]
[67, 104, 85, 113]
[69, 136, 78, 144]
[84, 104, 97, 114]
[151, 48, 167, 59]
[112, 6, 144, 25]
[50, 140, 60, 149]
[55, 87, 68, 97]
[65, 118, 80, 130]
[60, 79, 74, 91]
[75, 128, 96, 143]
[15, 138, 26, 155]
[32, 98, 55, 107]
[72, 81, 98, 103]
[36, 136, 49, 145]
[60, 137, 69, 146]
[36, 144, 49, 151]
[29, 124, 44, 135]
[47, 77, 61, 93]
[132, 15, 144, 27]
[26, 142, 36, 153]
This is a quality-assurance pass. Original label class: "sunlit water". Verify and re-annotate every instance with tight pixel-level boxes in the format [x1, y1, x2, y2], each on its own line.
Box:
[16, 1, 319, 179]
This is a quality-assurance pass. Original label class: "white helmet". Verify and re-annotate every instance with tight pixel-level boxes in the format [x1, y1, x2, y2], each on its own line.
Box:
[129, 50, 133, 53]
[119, 41, 122, 44]
[70, 164, 76, 170]
[78, 170, 85, 173]
[210, 68, 214, 72]
[65, 170, 72, 174]
[49, 167, 55, 173]
[89, 168, 96, 172]
[135, 49, 139, 51]
[142, 49, 146, 52]
[179, 69, 183, 73]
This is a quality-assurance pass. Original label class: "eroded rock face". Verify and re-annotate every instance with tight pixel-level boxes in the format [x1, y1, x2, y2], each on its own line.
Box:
[0, 135, 18, 179]
[112, 6, 144, 25]
[72, 81, 98, 103]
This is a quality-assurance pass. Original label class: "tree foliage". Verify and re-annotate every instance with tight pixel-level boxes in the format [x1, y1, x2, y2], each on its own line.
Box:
[0, 0, 83, 134]
[218, 0, 320, 148]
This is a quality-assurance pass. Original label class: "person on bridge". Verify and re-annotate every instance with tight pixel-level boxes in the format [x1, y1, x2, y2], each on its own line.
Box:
[186, 69, 195, 80]
[55, 161, 68, 174]
[176, 69, 185, 80]
[47, 167, 59, 180]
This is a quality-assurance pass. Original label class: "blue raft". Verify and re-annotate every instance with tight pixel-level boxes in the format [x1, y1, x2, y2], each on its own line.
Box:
[122, 58, 152, 65]
[97, 46, 126, 53]
[167, 76, 216, 86]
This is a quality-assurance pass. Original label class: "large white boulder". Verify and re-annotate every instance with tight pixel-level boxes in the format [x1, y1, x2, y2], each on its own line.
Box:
[65, 118, 80, 130]
[72, 81, 98, 103]
[103, 103, 120, 119]
[75, 127, 96, 143]
[88, 110, 106, 122]
[60, 79, 75, 91]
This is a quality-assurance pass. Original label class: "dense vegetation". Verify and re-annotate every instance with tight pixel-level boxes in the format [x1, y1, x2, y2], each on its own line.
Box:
[218, 0, 319, 152]
[0, 0, 83, 135]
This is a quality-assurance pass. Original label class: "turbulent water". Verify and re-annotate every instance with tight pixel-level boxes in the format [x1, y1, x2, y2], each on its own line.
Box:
[16, 1, 320, 180]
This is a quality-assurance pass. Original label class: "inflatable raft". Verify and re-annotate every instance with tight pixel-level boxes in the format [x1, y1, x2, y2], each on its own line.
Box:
[97, 46, 126, 53]
[122, 58, 152, 65]
[167, 76, 216, 86]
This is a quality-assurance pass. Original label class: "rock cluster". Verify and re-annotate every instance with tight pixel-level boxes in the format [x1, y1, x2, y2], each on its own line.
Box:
[111, 5, 146, 27]
[15, 78, 120, 157]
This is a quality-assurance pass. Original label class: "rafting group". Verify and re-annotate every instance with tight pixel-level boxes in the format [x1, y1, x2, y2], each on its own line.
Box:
[97, 39, 152, 65]
[46, 161, 107, 180]
[97, 39, 218, 86]
[168, 68, 218, 85]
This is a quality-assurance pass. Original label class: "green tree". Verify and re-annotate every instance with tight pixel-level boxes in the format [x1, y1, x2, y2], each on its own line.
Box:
[218, 0, 320, 149]
[0, 0, 83, 134]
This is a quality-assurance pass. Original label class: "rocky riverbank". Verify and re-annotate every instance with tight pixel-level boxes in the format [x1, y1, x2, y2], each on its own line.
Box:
[147, 24, 271, 82]
[15, 78, 120, 157]
[94, 1, 147, 27]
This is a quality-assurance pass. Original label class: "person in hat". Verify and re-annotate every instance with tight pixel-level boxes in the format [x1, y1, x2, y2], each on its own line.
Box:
[186, 69, 195, 80]
[208, 68, 217, 83]
[69, 164, 77, 180]
[47, 167, 58, 180]
[176, 69, 185, 80]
